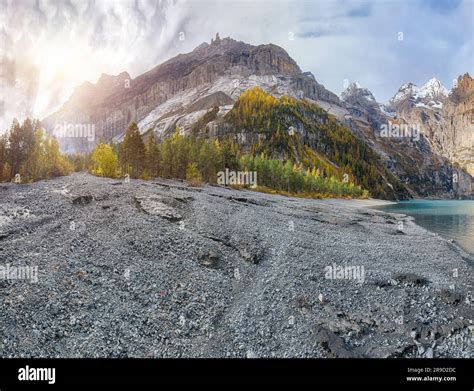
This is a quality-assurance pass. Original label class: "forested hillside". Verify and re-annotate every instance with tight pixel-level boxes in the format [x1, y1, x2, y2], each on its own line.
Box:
[222, 88, 408, 199]
[85, 121, 368, 199]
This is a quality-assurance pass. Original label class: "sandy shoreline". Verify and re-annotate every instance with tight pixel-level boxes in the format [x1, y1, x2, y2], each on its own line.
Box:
[319, 198, 397, 209]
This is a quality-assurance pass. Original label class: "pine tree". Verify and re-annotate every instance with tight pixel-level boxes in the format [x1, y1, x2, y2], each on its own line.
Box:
[174, 129, 190, 179]
[22, 127, 43, 181]
[198, 140, 219, 183]
[219, 138, 240, 170]
[44, 137, 73, 177]
[120, 122, 145, 178]
[0, 134, 7, 181]
[7, 119, 22, 177]
[159, 137, 174, 178]
[145, 131, 160, 178]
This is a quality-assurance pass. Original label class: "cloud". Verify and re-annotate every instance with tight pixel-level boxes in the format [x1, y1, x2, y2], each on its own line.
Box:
[0, 0, 472, 132]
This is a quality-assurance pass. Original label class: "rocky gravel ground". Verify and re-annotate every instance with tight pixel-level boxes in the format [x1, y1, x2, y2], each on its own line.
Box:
[0, 172, 472, 358]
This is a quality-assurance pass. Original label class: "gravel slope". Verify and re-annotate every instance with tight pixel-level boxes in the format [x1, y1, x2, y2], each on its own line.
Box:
[0, 172, 472, 358]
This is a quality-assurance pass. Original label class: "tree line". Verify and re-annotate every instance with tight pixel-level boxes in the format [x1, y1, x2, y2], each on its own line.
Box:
[86, 122, 368, 198]
[0, 118, 72, 183]
[0, 117, 369, 198]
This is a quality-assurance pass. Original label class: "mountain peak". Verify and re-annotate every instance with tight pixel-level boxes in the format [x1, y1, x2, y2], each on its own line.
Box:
[209, 32, 237, 46]
[390, 78, 449, 104]
[450, 73, 474, 101]
[418, 77, 449, 98]
[97, 71, 131, 86]
[191, 34, 241, 53]
[211, 32, 221, 45]
[456, 72, 473, 90]
[341, 82, 376, 103]
[43, 35, 338, 151]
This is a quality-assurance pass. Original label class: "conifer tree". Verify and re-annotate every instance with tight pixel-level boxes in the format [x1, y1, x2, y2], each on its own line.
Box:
[7, 119, 22, 177]
[159, 136, 174, 178]
[145, 131, 160, 178]
[120, 122, 145, 178]
[198, 140, 219, 182]
[0, 134, 7, 181]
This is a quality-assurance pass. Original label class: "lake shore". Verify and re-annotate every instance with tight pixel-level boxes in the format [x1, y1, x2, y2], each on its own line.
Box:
[319, 198, 397, 208]
[0, 173, 472, 358]
[369, 199, 474, 257]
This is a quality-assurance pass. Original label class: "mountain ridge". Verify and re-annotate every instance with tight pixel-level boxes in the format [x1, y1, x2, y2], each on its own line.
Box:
[41, 34, 473, 199]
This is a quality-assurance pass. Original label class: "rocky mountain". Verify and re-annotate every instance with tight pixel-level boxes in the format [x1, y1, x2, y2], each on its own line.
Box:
[382, 76, 473, 177]
[43, 34, 339, 150]
[341, 76, 473, 198]
[42, 34, 473, 199]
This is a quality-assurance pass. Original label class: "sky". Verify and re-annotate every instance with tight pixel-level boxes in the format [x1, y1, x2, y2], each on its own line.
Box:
[0, 0, 473, 131]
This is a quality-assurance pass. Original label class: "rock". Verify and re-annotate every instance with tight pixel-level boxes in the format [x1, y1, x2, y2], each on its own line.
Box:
[239, 246, 263, 264]
[313, 326, 355, 358]
[197, 249, 219, 268]
[246, 350, 258, 359]
[438, 289, 463, 305]
[134, 195, 182, 221]
[360, 344, 408, 358]
[393, 273, 430, 287]
[72, 194, 93, 205]
[317, 293, 325, 304]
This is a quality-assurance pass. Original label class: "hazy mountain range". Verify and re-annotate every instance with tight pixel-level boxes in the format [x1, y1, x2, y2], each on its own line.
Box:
[42, 34, 474, 199]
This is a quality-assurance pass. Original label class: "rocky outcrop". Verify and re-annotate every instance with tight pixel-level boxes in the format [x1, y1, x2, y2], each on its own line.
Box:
[444, 74, 474, 176]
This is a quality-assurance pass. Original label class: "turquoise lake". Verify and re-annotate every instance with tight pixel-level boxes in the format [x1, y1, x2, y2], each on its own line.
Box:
[375, 200, 474, 255]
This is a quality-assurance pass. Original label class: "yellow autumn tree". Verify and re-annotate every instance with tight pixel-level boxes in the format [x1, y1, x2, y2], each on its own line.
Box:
[90, 142, 118, 178]
[186, 162, 203, 187]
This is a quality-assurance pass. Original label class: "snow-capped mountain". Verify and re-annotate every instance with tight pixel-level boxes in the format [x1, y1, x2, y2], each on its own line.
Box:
[393, 74, 473, 176]
[339, 74, 473, 197]
[388, 78, 450, 111]
[416, 78, 450, 99]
